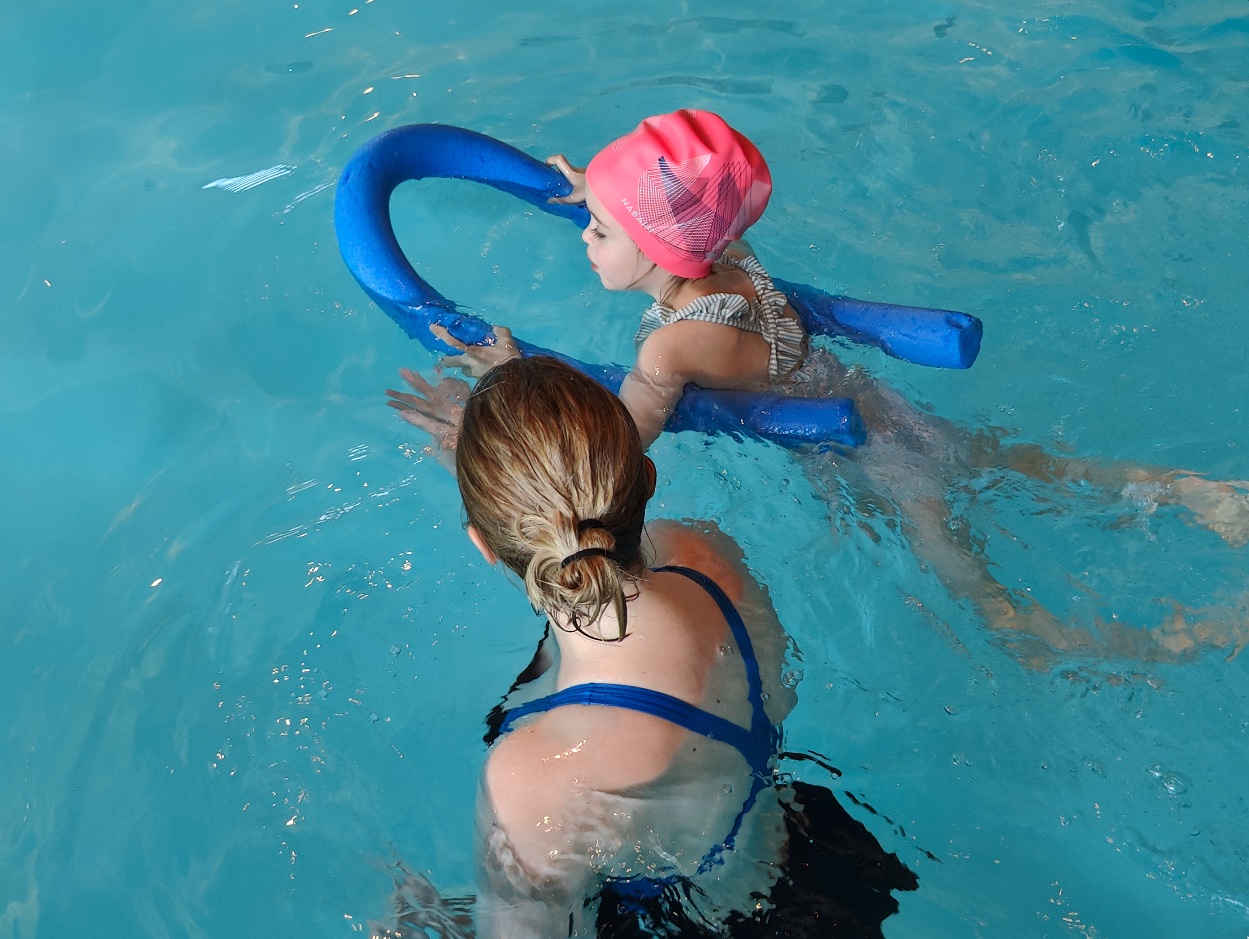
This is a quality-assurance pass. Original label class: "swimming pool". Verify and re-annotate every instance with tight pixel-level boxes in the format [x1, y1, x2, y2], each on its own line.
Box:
[2, 0, 1247, 934]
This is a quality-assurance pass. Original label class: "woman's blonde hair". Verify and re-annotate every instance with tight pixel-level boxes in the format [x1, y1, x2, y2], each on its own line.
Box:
[456, 356, 652, 639]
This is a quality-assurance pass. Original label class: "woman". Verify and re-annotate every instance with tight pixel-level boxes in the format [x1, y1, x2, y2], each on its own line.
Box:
[382, 356, 915, 937]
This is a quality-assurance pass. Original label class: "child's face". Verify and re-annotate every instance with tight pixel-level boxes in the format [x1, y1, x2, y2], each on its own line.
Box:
[582, 184, 656, 292]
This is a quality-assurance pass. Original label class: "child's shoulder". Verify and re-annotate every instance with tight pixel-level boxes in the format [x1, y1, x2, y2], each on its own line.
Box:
[666, 244, 767, 310]
[669, 258, 764, 313]
[665, 278, 754, 313]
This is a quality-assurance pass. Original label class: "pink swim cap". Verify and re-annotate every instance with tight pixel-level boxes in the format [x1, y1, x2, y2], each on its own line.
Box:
[585, 110, 772, 278]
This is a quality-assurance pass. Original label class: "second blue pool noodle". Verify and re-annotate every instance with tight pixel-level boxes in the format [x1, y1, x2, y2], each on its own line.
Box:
[777, 281, 982, 370]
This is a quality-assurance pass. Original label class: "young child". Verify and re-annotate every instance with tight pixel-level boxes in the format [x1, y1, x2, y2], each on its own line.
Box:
[432, 109, 806, 447]
[389, 111, 1248, 668]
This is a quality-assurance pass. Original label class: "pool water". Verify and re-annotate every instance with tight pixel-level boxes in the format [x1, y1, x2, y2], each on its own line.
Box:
[2, 0, 1248, 935]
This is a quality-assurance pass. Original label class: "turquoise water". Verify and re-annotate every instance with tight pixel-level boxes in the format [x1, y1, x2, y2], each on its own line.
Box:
[2, 0, 1248, 935]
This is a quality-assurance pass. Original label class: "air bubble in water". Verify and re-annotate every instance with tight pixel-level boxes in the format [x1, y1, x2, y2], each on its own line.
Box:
[1162, 773, 1188, 795]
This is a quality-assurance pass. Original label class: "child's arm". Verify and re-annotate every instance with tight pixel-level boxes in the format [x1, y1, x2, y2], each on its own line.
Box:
[424, 315, 683, 447]
[618, 350, 690, 449]
[623, 319, 773, 448]
[425, 320, 771, 452]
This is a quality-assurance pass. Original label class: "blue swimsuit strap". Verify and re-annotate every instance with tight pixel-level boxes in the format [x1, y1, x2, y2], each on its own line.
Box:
[651, 564, 774, 760]
[495, 565, 774, 769]
[496, 681, 760, 764]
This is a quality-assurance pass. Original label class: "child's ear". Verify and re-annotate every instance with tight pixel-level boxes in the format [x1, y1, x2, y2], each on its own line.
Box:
[466, 525, 499, 565]
[643, 456, 657, 498]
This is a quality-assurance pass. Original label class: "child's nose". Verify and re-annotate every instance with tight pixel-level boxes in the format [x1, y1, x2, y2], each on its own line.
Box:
[581, 226, 593, 246]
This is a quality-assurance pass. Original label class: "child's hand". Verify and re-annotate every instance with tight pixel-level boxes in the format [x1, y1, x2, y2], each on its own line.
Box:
[385, 367, 471, 462]
[545, 155, 586, 205]
[433, 324, 521, 379]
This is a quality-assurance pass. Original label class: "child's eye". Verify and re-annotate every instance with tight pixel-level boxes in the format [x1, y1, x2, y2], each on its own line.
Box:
[591, 227, 606, 240]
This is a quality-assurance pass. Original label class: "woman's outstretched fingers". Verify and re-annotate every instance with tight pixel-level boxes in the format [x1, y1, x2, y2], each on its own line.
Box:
[385, 367, 469, 451]
[398, 366, 437, 395]
[385, 392, 439, 431]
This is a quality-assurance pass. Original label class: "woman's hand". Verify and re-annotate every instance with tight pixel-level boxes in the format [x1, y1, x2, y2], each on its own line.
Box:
[435, 324, 521, 379]
[385, 366, 471, 461]
[385, 325, 519, 468]
[545, 155, 586, 205]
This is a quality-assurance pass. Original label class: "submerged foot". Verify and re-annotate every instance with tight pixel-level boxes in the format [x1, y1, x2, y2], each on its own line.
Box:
[1083, 602, 1247, 665]
[1150, 599, 1248, 662]
[1126, 471, 1249, 548]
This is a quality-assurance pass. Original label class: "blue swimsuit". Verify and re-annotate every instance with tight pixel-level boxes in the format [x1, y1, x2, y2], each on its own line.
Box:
[494, 565, 779, 893]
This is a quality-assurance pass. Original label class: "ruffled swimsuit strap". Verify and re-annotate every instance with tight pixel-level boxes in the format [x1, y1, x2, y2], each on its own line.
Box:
[633, 254, 807, 382]
[705, 253, 802, 381]
[634, 292, 753, 350]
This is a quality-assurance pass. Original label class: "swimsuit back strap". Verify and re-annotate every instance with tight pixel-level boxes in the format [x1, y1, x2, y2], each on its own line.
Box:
[496, 682, 758, 761]
[650, 565, 773, 746]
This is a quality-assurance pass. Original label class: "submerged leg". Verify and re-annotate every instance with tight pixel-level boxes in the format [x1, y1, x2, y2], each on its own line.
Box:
[899, 495, 1102, 668]
[973, 440, 1249, 548]
[901, 494, 1247, 667]
[792, 358, 1246, 666]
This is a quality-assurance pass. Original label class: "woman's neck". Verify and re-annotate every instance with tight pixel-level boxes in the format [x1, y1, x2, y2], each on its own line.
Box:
[546, 571, 651, 657]
[549, 606, 626, 647]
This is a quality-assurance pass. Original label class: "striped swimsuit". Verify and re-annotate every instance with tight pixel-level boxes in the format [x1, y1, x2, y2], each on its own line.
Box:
[634, 252, 808, 382]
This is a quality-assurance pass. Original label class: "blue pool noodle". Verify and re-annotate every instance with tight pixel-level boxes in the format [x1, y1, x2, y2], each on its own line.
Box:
[777, 282, 982, 372]
[334, 124, 981, 447]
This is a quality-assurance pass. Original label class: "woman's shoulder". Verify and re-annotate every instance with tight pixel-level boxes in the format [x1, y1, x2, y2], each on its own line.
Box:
[482, 703, 683, 871]
[646, 519, 796, 724]
[646, 519, 746, 604]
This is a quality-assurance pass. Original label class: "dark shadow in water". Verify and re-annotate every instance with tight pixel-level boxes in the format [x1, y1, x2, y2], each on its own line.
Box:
[595, 781, 918, 939]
